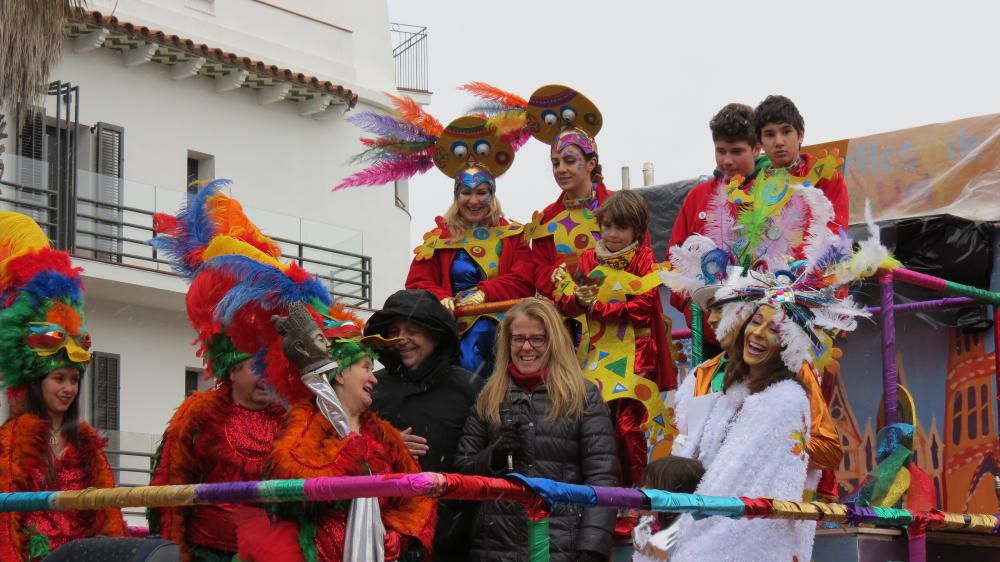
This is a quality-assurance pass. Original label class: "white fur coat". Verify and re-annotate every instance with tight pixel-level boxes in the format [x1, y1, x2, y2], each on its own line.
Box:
[673, 379, 815, 562]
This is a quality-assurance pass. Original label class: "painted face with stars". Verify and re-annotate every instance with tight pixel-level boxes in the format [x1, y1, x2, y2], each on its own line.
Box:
[551, 144, 596, 198]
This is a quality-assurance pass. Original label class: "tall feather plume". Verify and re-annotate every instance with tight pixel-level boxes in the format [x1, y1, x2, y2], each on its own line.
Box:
[333, 158, 435, 191]
[459, 82, 528, 110]
[148, 179, 233, 278]
[336, 99, 441, 191]
[386, 93, 444, 137]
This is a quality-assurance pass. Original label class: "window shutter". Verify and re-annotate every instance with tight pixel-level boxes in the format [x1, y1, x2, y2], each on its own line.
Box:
[13, 107, 48, 224]
[94, 123, 124, 260]
[90, 352, 121, 432]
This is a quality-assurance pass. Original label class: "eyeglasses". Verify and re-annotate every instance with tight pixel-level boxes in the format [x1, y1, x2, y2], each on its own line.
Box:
[510, 335, 548, 349]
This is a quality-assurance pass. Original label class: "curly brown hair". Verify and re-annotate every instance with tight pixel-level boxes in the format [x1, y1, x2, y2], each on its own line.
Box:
[710, 103, 756, 146]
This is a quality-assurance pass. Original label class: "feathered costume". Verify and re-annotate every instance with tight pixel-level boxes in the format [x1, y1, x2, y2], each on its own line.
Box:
[146, 180, 295, 562]
[672, 380, 815, 562]
[337, 95, 534, 377]
[666, 173, 851, 479]
[0, 212, 125, 561]
[672, 191, 898, 559]
[150, 181, 435, 561]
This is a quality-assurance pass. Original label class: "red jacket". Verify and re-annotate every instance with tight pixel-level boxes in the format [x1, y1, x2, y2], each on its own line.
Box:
[531, 183, 614, 299]
[405, 218, 535, 302]
[555, 245, 677, 390]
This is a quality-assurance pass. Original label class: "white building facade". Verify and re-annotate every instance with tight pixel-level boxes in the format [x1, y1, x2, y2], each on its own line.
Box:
[1, 0, 428, 498]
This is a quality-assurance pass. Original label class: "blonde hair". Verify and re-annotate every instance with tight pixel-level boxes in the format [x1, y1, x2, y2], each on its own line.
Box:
[476, 298, 587, 423]
[441, 190, 505, 243]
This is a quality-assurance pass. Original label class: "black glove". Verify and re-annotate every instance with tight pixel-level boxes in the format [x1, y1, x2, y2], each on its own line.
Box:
[490, 421, 522, 469]
[495, 420, 522, 452]
[271, 301, 330, 372]
[576, 550, 606, 562]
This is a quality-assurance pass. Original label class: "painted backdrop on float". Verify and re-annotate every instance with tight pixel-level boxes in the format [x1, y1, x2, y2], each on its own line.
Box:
[802, 113, 1000, 514]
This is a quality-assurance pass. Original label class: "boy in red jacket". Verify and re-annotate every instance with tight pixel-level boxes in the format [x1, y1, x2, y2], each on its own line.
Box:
[554, 191, 675, 534]
[753, 94, 849, 231]
[668, 103, 765, 353]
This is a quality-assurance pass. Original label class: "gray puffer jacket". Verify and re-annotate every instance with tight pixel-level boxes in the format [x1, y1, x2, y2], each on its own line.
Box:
[454, 379, 618, 562]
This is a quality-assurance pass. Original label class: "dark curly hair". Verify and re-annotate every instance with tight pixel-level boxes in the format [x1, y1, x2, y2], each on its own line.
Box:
[753, 95, 805, 139]
[709, 103, 756, 146]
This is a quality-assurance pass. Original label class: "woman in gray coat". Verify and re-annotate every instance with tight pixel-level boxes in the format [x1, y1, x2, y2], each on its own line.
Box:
[455, 298, 618, 562]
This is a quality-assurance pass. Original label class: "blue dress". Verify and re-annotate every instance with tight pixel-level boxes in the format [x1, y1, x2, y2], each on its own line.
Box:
[451, 250, 498, 378]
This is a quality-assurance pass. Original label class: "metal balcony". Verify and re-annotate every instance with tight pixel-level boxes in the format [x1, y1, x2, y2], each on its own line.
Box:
[391, 23, 429, 93]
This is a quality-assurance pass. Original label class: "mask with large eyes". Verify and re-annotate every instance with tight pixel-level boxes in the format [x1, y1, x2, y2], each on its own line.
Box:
[527, 84, 603, 154]
[26, 322, 91, 363]
[25, 301, 92, 363]
[433, 116, 514, 186]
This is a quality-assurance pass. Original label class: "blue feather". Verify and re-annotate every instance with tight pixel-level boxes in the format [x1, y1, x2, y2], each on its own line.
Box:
[147, 179, 233, 278]
[23, 271, 83, 301]
[199, 256, 330, 324]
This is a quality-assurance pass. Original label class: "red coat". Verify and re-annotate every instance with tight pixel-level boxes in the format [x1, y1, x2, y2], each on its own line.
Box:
[531, 183, 614, 299]
[405, 218, 535, 302]
[555, 245, 677, 390]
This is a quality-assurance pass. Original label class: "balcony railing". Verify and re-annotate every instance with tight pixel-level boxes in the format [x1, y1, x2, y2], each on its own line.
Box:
[0, 157, 372, 307]
[391, 22, 429, 93]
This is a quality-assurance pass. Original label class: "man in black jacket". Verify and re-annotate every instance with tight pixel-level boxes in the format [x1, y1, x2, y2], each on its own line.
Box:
[365, 289, 484, 562]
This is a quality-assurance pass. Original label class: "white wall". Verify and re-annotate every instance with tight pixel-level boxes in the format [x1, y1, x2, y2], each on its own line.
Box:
[83, 296, 199, 438]
[49, 42, 412, 304]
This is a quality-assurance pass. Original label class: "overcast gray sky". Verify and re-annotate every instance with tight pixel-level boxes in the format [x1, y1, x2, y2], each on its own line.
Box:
[386, 0, 999, 246]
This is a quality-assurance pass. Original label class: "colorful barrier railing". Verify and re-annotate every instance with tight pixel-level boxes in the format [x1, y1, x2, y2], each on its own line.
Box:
[1, 473, 997, 562]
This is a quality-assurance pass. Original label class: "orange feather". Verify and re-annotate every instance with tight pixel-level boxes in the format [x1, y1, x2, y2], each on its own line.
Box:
[386, 93, 444, 137]
[460, 82, 528, 109]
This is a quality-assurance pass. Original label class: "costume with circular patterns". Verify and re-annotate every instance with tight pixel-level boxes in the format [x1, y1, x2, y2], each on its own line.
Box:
[337, 96, 534, 378]
[0, 212, 125, 562]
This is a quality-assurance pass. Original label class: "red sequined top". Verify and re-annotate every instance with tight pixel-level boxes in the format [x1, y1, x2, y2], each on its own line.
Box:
[23, 443, 89, 553]
[149, 388, 284, 560]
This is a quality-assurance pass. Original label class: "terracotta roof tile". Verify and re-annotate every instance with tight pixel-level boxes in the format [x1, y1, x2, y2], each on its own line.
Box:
[74, 9, 359, 108]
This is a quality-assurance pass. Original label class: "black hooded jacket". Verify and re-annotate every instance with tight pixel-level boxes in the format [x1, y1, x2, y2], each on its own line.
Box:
[366, 289, 484, 561]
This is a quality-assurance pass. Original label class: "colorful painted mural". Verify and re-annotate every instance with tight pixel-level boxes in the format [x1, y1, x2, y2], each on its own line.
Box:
[833, 318, 998, 514]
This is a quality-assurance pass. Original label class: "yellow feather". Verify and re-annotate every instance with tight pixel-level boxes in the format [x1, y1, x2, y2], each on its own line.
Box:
[0, 212, 52, 285]
[202, 236, 288, 271]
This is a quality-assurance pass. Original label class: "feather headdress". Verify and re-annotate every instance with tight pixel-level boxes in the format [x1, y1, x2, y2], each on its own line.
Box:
[150, 182, 334, 402]
[662, 173, 815, 308]
[336, 93, 521, 192]
[713, 199, 900, 372]
[0, 212, 90, 403]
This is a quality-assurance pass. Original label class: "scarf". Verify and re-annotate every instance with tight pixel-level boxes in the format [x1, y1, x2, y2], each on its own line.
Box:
[507, 363, 546, 392]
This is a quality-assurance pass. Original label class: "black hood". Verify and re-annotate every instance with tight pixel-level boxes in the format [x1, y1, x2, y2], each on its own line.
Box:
[365, 289, 461, 372]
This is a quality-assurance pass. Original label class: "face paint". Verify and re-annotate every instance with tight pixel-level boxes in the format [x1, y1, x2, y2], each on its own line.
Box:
[742, 305, 782, 370]
[551, 144, 595, 198]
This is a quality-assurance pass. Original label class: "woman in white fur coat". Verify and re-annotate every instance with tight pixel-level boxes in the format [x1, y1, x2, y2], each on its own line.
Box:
[673, 304, 815, 562]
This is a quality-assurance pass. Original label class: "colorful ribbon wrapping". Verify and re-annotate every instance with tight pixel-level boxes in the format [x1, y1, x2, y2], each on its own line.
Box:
[3, 472, 999, 562]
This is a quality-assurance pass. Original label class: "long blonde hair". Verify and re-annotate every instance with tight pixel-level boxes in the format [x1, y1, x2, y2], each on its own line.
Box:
[441, 190, 505, 243]
[476, 298, 587, 423]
